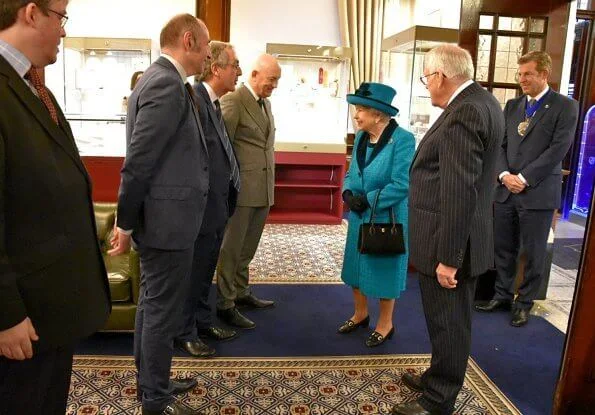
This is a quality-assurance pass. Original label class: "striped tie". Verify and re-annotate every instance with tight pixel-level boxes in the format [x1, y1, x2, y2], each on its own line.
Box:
[26, 67, 59, 125]
[214, 100, 241, 191]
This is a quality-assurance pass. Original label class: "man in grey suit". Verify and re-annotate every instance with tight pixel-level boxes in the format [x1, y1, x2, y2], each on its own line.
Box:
[216, 54, 281, 329]
[176, 41, 242, 356]
[476, 51, 578, 327]
[109, 14, 211, 415]
[393, 45, 504, 415]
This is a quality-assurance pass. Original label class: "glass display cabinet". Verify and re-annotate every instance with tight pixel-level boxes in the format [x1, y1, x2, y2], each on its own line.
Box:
[266, 43, 351, 153]
[571, 105, 595, 218]
[264, 43, 352, 224]
[46, 37, 151, 156]
[380, 26, 459, 147]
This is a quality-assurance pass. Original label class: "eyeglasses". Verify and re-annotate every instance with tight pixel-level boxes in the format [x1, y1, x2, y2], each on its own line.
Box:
[47, 8, 68, 28]
[420, 72, 441, 86]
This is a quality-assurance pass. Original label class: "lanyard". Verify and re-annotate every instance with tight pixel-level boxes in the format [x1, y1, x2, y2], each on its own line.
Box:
[525, 90, 550, 119]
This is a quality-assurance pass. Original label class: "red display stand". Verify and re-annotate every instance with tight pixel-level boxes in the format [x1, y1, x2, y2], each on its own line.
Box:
[82, 152, 346, 225]
[270, 151, 346, 225]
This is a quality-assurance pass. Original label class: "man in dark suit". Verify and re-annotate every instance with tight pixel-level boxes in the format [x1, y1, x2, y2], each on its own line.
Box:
[175, 41, 241, 356]
[476, 51, 578, 327]
[392, 45, 504, 415]
[0, 1, 110, 413]
[109, 14, 211, 415]
[216, 54, 281, 329]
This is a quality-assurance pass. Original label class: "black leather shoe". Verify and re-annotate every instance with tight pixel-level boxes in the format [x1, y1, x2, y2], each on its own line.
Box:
[236, 294, 274, 309]
[511, 309, 529, 327]
[216, 307, 256, 329]
[174, 339, 215, 358]
[392, 401, 435, 415]
[401, 372, 423, 393]
[474, 299, 511, 312]
[337, 316, 370, 334]
[142, 401, 206, 415]
[198, 326, 237, 341]
[137, 378, 198, 401]
[365, 327, 394, 347]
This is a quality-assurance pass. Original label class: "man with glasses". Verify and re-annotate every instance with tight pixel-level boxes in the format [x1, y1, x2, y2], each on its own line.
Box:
[393, 44, 504, 415]
[174, 41, 242, 357]
[0, 1, 110, 413]
[476, 51, 578, 327]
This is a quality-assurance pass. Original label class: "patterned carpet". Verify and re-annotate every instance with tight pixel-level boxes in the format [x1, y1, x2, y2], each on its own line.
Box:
[68, 355, 519, 415]
[250, 223, 346, 284]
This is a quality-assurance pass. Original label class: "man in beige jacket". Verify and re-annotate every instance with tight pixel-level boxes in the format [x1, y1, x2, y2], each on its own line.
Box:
[216, 54, 281, 329]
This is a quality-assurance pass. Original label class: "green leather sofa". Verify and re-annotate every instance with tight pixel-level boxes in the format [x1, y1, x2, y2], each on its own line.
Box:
[94, 202, 140, 331]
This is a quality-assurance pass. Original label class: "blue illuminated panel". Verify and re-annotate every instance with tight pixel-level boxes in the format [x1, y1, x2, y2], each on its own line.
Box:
[572, 105, 595, 217]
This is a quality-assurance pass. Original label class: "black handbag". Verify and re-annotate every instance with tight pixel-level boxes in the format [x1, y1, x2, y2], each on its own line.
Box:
[358, 190, 405, 255]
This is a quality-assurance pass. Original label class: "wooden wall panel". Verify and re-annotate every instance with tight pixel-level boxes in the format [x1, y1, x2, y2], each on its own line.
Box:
[196, 0, 231, 41]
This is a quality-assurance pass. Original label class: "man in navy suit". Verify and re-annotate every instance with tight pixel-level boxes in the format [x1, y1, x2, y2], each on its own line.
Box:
[109, 14, 211, 415]
[393, 45, 504, 415]
[476, 51, 578, 327]
[175, 41, 241, 356]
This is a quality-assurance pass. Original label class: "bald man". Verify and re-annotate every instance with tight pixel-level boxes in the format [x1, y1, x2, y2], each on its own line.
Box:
[216, 54, 281, 329]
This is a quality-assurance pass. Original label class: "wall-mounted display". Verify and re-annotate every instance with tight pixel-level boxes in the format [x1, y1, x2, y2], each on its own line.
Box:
[46, 37, 151, 156]
[381, 26, 459, 147]
[266, 43, 351, 153]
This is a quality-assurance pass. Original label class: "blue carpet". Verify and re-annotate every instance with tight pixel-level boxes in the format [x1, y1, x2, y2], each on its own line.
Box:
[77, 274, 564, 415]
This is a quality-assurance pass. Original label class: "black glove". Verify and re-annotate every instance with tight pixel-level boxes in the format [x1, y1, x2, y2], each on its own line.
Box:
[343, 191, 369, 213]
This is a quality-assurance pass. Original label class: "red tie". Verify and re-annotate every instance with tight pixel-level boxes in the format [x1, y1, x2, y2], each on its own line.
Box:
[25, 67, 59, 125]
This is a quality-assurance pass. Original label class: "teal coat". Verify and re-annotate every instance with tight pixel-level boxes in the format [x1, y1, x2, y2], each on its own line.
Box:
[341, 120, 415, 299]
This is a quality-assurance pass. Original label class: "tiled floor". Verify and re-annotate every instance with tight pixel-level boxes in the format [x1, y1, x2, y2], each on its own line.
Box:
[534, 219, 584, 333]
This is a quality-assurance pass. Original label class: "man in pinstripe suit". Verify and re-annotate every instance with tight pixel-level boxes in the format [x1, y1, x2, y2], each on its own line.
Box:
[392, 45, 504, 415]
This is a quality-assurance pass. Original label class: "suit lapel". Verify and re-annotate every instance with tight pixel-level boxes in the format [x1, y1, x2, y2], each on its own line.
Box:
[1, 57, 88, 177]
[196, 83, 227, 144]
[522, 90, 554, 139]
[239, 85, 269, 135]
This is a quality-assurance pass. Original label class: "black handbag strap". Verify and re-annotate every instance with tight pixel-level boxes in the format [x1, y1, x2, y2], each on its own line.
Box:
[368, 189, 396, 228]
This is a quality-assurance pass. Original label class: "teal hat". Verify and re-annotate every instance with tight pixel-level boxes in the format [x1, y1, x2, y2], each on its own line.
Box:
[346, 82, 398, 116]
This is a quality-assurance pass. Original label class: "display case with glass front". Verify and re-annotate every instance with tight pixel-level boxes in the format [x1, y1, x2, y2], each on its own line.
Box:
[266, 43, 351, 153]
[45, 37, 151, 157]
[380, 26, 458, 147]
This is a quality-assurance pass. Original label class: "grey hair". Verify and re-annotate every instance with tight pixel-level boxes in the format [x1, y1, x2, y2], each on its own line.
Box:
[197, 41, 234, 82]
[424, 44, 474, 80]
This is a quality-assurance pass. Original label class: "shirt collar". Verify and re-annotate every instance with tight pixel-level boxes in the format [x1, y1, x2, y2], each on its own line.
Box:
[447, 79, 474, 106]
[202, 81, 219, 105]
[244, 82, 260, 102]
[0, 39, 32, 79]
[528, 85, 549, 102]
[161, 53, 187, 81]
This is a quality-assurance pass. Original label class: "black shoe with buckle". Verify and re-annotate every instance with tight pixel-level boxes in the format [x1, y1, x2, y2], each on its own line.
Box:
[366, 327, 395, 347]
[137, 378, 198, 402]
[236, 294, 275, 309]
[337, 315, 370, 334]
[197, 326, 237, 341]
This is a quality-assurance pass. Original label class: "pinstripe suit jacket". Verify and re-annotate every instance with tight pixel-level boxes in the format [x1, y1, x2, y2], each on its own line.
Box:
[408, 82, 504, 277]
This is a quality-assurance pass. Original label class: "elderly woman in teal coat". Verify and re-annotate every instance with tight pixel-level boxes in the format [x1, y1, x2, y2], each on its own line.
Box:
[339, 82, 415, 347]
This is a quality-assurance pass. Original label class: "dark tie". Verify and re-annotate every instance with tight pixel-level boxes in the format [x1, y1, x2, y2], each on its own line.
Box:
[26, 67, 59, 125]
[214, 99, 241, 191]
[257, 98, 268, 118]
[185, 82, 197, 104]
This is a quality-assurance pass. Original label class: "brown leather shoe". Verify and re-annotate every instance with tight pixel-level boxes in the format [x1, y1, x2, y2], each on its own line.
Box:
[174, 339, 215, 358]
[216, 307, 256, 329]
[401, 372, 423, 393]
[197, 326, 237, 341]
[142, 401, 205, 414]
